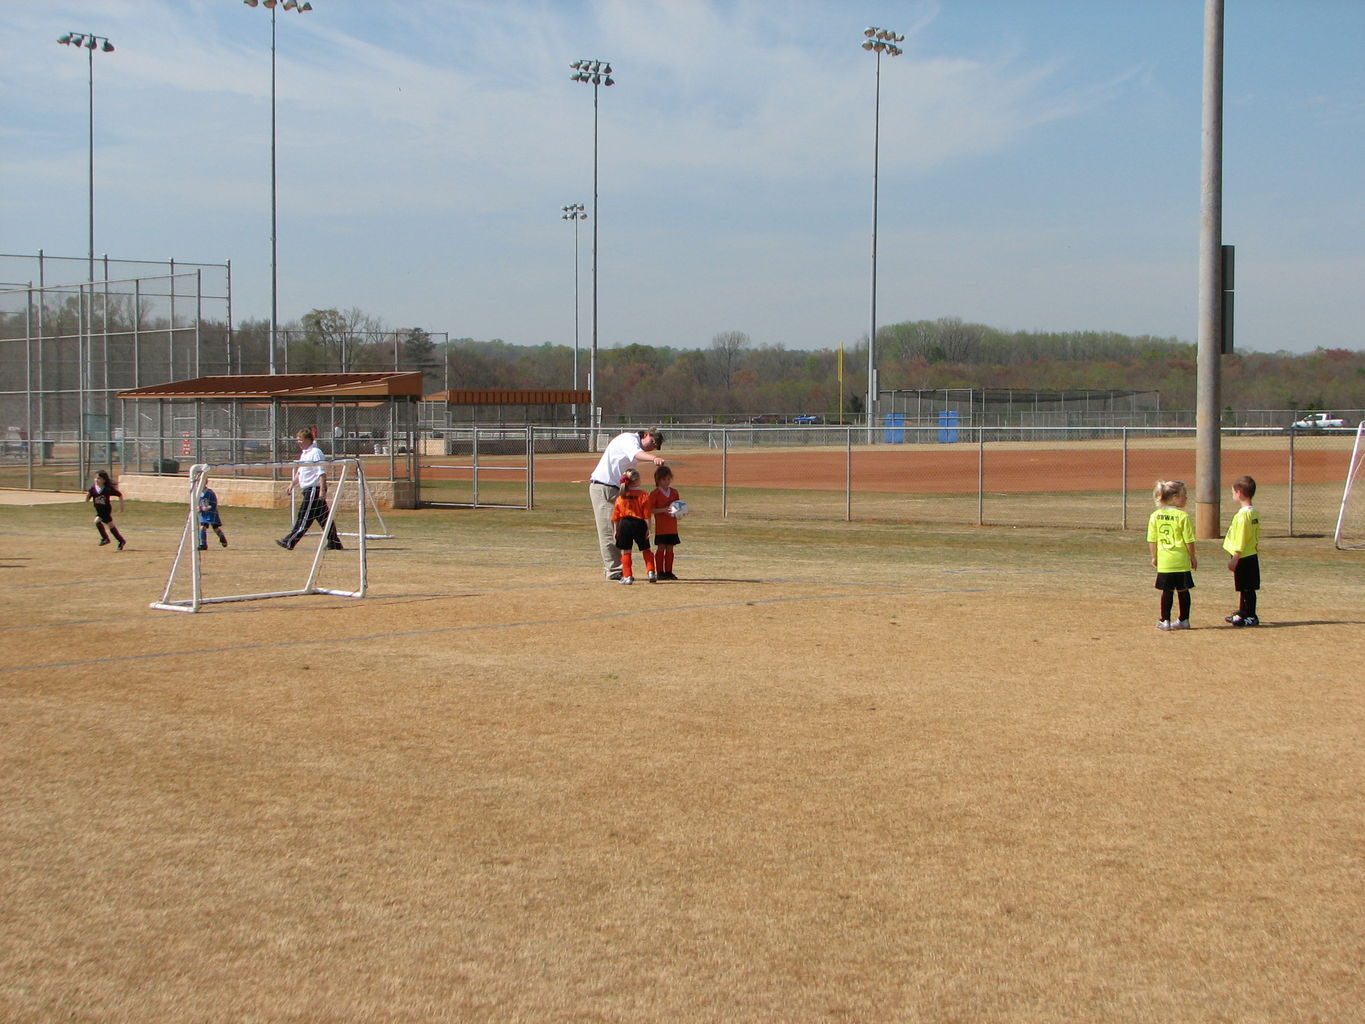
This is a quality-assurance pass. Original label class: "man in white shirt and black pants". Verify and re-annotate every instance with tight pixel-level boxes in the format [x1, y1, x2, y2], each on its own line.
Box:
[278, 428, 343, 551]
[589, 428, 666, 580]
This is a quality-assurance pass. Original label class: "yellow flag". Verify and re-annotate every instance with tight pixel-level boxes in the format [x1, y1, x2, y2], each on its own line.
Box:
[837, 344, 844, 382]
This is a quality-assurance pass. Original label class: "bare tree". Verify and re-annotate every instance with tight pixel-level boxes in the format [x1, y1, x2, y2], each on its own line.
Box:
[708, 330, 751, 390]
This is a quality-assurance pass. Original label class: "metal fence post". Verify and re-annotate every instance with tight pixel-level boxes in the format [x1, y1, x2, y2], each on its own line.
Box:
[1122, 426, 1129, 530]
[1288, 427, 1295, 536]
[721, 427, 729, 519]
[977, 426, 985, 525]
[845, 427, 853, 522]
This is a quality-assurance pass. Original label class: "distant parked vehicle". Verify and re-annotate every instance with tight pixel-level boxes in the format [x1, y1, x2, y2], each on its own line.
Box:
[791, 414, 822, 424]
[1290, 412, 1349, 430]
[746, 414, 781, 424]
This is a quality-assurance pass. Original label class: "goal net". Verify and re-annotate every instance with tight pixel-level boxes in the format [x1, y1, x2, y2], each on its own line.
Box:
[1333, 422, 1365, 550]
[151, 459, 370, 613]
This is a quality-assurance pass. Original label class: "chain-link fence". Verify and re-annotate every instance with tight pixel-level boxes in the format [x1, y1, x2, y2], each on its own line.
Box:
[1, 257, 230, 491]
[418, 425, 1354, 537]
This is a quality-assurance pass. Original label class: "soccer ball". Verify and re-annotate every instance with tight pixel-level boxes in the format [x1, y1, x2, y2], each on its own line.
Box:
[669, 500, 689, 518]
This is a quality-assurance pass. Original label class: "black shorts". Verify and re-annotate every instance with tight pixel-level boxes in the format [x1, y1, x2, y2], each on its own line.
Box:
[1232, 554, 1260, 591]
[654, 533, 681, 546]
[1154, 571, 1195, 591]
[93, 507, 113, 524]
[614, 517, 650, 551]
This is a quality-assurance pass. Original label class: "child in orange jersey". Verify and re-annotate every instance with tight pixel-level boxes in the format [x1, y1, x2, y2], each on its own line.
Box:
[648, 465, 683, 580]
[611, 468, 657, 584]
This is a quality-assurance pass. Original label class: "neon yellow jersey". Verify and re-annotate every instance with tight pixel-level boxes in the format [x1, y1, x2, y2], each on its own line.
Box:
[1222, 505, 1260, 557]
[1147, 506, 1195, 573]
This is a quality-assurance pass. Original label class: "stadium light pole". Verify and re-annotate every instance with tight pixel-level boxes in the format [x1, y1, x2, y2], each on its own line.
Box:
[56, 32, 115, 284]
[243, 0, 313, 375]
[570, 59, 613, 435]
[860, 26, 903, 441]
[562, 203, 587, 427]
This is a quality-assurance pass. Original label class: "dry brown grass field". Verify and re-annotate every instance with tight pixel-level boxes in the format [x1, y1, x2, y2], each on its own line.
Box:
[1, 484, 1362, 1023]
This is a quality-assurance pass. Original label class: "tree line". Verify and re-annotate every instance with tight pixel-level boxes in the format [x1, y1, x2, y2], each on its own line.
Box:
[236, 311, 1360, 417]
[9, 297, 1356, 416]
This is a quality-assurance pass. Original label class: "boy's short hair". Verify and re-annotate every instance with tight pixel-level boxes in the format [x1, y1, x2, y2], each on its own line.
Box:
[1232, 475, 1256, 498]
[643, 428, 665, 449]
[297, 428, 315, 443]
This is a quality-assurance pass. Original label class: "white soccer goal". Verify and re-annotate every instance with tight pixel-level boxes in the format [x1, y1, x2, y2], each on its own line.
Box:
[151, 459, 369, 613]
[1333, 422, 1365, 550]
[289, 472, 394, 540]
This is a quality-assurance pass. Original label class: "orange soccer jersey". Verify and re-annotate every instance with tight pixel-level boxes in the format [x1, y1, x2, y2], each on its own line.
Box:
[648, 486, 679, 534]
[611, 487, 652, 523]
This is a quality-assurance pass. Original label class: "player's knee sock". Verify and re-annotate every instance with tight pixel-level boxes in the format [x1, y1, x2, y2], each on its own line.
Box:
[1177, 590, 1191, 621]
[644, 550, 656, 573]
[96, 522, 108, 541]
[111, 525, 125, 544]
[1242, 591, 1256, 617]
[621, 552, 633, 578]
[663, 548, 674, 572]
[1160, 591, 1174, 621]
[199, 528, 207, 547]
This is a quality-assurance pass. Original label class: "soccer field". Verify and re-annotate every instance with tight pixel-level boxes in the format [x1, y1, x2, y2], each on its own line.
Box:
[1, 495, 1362, 1022]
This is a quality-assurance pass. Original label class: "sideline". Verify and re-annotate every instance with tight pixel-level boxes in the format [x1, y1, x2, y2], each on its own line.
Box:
[0, 489, 85, 506]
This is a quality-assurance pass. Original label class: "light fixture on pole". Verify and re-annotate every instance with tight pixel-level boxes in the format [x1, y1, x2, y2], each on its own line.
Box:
[243, 0, 314, 375]
[860, 26, 903, 439]
[569, 59, 614, 435]
[562, 203, 587, 425]
[56, 31, 115, 284]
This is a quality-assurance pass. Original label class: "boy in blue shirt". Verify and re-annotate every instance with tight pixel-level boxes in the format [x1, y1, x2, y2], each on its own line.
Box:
[198, 485, 228, 551]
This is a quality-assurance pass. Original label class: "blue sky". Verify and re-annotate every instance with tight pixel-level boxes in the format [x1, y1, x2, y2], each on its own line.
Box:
[2, 0, 1362, 356]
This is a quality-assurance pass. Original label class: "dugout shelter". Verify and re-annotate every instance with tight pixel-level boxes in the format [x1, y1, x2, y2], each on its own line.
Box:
[117, 372, 423, 508]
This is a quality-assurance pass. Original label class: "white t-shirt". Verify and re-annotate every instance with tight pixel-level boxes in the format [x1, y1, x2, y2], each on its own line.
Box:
[591, 432, 644, 486]
[296, 443, 327, 489]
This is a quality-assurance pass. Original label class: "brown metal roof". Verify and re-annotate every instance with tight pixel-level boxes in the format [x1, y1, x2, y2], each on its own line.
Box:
[119, 372, 425, 401]
[427, 389, 591, 405]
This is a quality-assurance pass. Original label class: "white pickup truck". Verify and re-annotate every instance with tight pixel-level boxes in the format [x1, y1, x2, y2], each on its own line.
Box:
[1290, 412, 1350, 430]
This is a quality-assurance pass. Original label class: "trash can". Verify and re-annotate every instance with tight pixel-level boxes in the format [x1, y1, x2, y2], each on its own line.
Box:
[156, 458, 180, 474]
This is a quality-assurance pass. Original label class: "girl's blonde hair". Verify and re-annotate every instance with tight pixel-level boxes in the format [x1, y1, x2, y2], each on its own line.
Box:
[618, 467, 640, 489]
[1153, 479, 1186, 505]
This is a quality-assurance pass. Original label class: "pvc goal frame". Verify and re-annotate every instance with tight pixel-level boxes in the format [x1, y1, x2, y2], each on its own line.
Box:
[151, 458, 369, 613]
[1333, 422, 1365, 550]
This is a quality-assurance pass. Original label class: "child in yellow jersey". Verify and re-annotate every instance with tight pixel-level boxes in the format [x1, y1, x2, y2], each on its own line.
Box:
[1222, 475, 1261, 627]
[1147, 479, 1197, 631]
[610, 468, 657, 585]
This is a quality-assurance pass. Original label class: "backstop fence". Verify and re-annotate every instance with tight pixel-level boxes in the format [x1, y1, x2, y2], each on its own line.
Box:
[417, 424, 1355, 539]
[0, 254, 231, 490]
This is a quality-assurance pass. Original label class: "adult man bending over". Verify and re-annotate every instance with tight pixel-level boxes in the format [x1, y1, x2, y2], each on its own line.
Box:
[588, 428, 666, 580]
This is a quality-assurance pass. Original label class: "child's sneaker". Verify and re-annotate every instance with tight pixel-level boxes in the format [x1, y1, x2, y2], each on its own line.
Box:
[1243, 615, 1259, 627]
[220, 536, 228, 547]
[198, 544, 208, 551]
[647, 571, 658, 583]
[1172, 619, 1190, 630]
[1229, 614, 1246, 627]
[116, 540, 125, 551]
[1225, 613, 1239, 623]
[98, 537, 110, 546]
[1157, 620, 1172, 631]
[620, 576, 634, 585]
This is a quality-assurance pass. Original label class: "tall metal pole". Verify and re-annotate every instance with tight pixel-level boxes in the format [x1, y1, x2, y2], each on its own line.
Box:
[570, 60, 613, 436]
[57, 33, 113, 282]
[244, 0, 313, 373]
[86, 41, 95, 284]
[1195, 0, 1224, 538]
[270, 5, 278, 374]
[562, 203, 586, 424]
[862, 28, 903, 442]
[591, 86, 599, 434]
